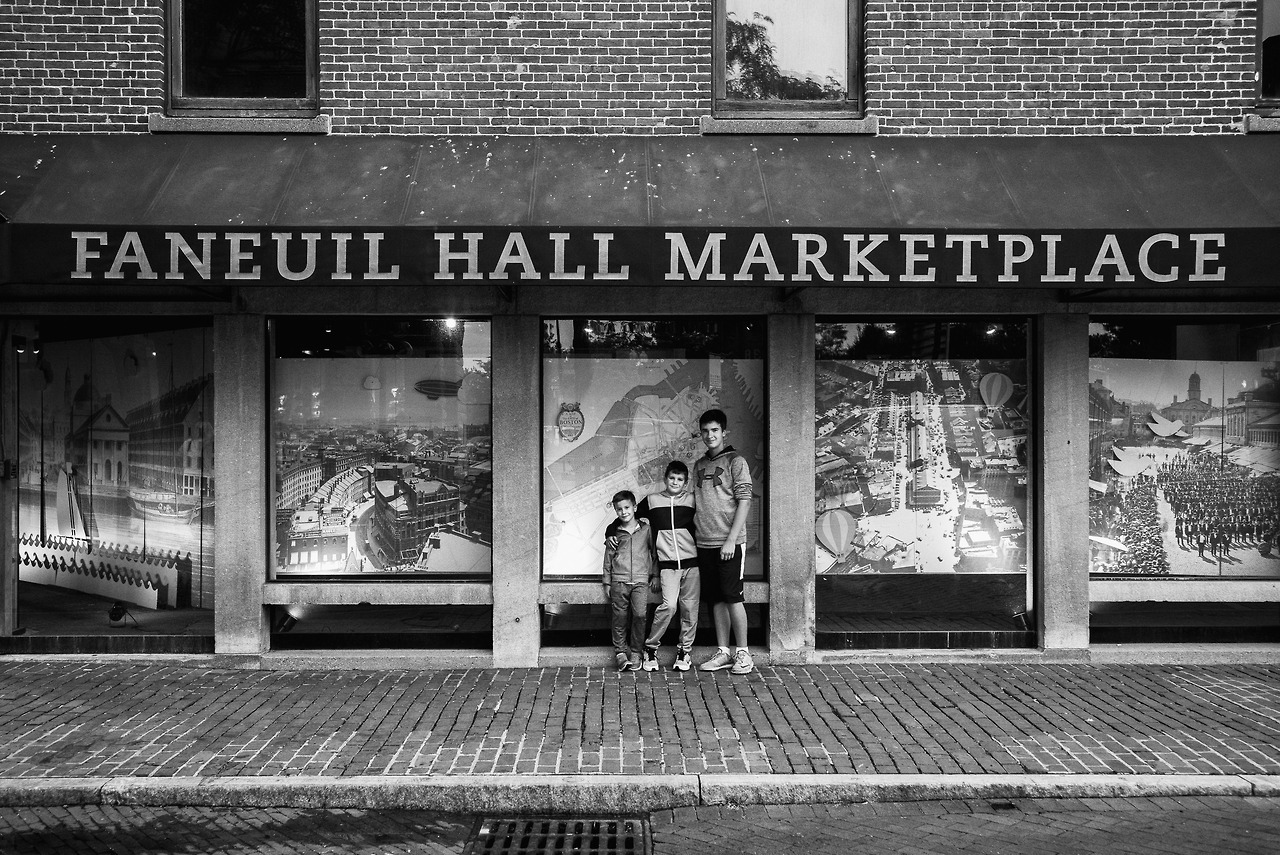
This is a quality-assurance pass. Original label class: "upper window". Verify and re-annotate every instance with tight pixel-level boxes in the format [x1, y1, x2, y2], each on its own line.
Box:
[714, 0, 862, 116]
[168, 0, 318, 116]
[1263, 1, 1280, 106]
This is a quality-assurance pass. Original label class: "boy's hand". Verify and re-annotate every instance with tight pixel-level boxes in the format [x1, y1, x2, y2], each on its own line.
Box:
[649, 576, 661, 594]
[606, 535, 619, 548]
[720, 542, 735, 560]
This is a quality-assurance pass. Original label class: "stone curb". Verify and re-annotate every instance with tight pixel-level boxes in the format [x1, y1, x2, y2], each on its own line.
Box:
[2, 775, 1279, 811]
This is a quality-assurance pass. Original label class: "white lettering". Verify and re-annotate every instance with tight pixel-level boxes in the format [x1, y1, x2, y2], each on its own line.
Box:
[901, 234, 935, 282]
[1084, 234, 1135, 283]
[998, 234, 1034, 283]
[165, 232, 214, 280]
[72, 231, 108, 279]
[435, 232, 483, 280]
[364, 232, 400, 280]
[273, 232, 319, 282]
[105, 231, 157, 280]
[1190, 233, 1226, 282]
[666, 233, 725, 281]
[1040, 235, 1076, 283]
[842, 234, 889, 282]
[332, 233, 352, 280]
[490, 232, 539, 280]
[734, 233, 783, 281]
[593, 232, 630, 280]
[225, 233, 261, 280]
[1137, 233, 1179, 283]
[944, 234, 987, 283]
[792, 234, 834, 282]
[549, 232, 586, 280]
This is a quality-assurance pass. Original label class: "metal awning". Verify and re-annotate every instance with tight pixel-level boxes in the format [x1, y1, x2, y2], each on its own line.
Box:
[2, 134, 1279, 291]
[5, 133, 1280, 228]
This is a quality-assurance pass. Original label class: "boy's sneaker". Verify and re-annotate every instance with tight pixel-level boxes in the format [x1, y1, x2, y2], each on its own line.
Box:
[615, 652, 631, 671]
[672, 649, 692, 672]
[628, 655, 643, 672]
[642, 647, 659, 672]
[699, 650, 733, 671]
[730, 649, 754, 675]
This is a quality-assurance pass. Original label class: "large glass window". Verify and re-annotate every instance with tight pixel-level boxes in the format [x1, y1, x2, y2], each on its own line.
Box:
[715, 0, 862, 115]
[1089, 317, 1280, 642]
[12, 320, 214, 648]
[1262, 0, 1280, 105]
[169, 0, 318, 116]
[271, 318, 492, 579]
[541, 319, 767, 646]
[814, 319, 1033, 649]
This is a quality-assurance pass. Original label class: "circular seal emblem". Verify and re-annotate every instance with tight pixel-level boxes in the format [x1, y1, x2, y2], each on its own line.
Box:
[556, 402, 585, 442]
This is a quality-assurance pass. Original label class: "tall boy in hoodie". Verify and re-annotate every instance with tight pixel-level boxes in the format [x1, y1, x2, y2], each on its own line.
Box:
[638, 461, 700, 672]
[602, 490, 657, 672]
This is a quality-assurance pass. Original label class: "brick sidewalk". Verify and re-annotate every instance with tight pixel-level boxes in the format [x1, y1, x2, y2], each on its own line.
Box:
[1, 661, 1277, 781]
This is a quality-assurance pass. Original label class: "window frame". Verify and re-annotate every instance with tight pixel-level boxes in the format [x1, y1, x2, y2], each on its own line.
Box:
[712, 0, 863, 118]
[1261, 0, 1280, 109]
[167, 0, 320, 118]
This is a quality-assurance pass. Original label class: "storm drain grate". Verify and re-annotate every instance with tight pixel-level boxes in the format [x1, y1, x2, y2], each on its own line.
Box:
[465, 817, 650, 855]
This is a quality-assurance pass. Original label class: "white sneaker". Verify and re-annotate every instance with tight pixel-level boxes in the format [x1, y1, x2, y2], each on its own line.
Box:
[672, 649, 692, 672]
[699, 650, 733, 671]
[730, 649, 754, 675]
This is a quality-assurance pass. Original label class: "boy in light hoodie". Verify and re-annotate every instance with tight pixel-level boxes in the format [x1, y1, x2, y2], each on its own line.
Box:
[638, 461, 700, 672]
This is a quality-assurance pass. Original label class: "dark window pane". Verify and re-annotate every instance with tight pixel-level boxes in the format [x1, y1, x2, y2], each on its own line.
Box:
[1264, 0, 1280, 100]
[181, 0, 307, 99]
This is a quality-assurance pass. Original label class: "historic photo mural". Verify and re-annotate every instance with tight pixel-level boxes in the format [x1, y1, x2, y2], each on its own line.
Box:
[541, 319, 766, 579]
[14, 323, 214, 624]
[1088, 359, 1280, 578]
[272, 319, 492, 578]
[814, 323, 1030, 577]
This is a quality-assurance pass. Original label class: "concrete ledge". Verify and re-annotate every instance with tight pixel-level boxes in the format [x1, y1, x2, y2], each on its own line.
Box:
[1244, 114, 1280, 133]
[3, 774, 1276, 810]
[148, 114, 331, 134]
[1088, 644, 1280, 665]
[701, 115, 877, 135]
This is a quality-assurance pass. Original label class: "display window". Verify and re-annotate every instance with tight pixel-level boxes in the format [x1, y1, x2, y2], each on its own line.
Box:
[540, 318, 767, 647]
[814, 319, 1033, 648]
[12, 319, 214, 644]
[270, 318, 492, 579]
[1088, 317, 1280, 642]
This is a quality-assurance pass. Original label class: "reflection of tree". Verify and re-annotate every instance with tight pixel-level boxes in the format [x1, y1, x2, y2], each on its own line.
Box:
[726, 12, 844, 100]
[816, 323, 851, 358]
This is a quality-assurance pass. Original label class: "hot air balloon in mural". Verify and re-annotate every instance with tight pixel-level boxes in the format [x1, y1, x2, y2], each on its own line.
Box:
[816, 508, 857, 560]
[978, 372, 1013, 409]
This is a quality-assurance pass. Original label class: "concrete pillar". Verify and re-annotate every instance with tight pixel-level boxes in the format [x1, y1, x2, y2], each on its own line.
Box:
[490, 314, 541, 666]
[213, 313, 270, 655]
[0, 335, 17, 637]
[767, 313, 816, 663]
[1038, 313, 1090, 650]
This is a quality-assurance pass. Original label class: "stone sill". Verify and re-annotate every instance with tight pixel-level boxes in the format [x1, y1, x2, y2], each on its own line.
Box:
[1244, 114, 1280, 133]
[149, 114, 331, 134]
[701, 114, 878, 135]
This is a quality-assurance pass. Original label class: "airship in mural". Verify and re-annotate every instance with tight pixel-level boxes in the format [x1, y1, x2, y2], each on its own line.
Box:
[413, 357, 465, 399]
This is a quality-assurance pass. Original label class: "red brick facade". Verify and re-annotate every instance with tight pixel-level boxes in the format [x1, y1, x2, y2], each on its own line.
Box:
[0, 1, 1260, 135]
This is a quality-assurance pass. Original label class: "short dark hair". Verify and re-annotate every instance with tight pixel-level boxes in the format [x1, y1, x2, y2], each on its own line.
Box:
[699, 408, 728, 429]
[611, 490, 636, 506]
[664, 460, 689, 478]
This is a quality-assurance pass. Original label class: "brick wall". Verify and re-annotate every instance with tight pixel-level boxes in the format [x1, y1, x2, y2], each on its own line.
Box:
[0, 1, 1261, 135]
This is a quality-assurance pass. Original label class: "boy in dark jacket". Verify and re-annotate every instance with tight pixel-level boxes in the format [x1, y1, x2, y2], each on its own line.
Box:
[603, 490, 657, 672]
[638, 461, 700, 672]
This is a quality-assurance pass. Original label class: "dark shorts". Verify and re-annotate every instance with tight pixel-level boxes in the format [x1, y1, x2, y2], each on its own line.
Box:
[697, 546, 745, 605]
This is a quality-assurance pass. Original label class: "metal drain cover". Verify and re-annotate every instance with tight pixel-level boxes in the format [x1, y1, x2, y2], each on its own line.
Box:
[465, 817, 650, 855]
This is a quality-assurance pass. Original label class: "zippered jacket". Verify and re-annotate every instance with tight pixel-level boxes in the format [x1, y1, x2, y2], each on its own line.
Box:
[638, 490, 698, 570]
[602, 518, 657, 585]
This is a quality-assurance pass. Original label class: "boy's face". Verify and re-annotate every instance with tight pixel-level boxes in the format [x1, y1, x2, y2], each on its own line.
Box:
[613, 499, 636, 524]
[700, 421, 727, 452]
[665, 471, 688, 494]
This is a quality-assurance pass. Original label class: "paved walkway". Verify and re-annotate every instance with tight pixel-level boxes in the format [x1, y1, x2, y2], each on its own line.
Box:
[0, 661, 1277, 809]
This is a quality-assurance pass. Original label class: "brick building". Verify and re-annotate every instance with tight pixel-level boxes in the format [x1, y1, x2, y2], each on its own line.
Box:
[1, 2, 1277, 663]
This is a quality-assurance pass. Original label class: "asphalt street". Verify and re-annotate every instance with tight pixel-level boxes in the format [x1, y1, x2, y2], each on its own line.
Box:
[1, 797, 1278, 855]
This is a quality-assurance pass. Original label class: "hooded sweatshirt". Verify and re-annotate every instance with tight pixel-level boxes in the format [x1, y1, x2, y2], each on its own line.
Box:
[638, 489, 697, 570]
[602, 517, 657, 585]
